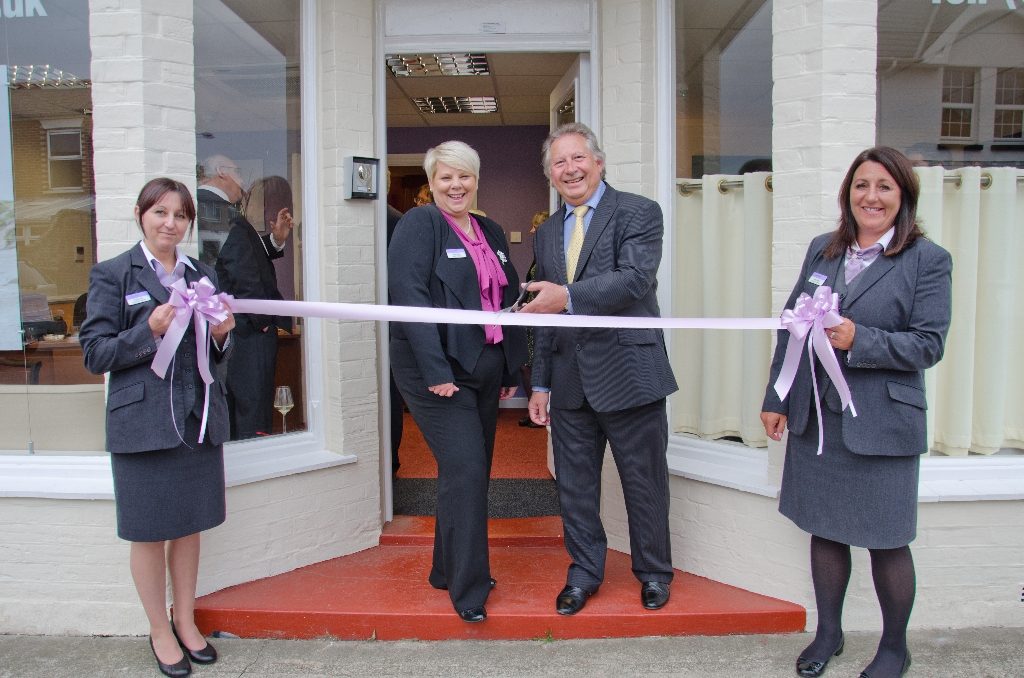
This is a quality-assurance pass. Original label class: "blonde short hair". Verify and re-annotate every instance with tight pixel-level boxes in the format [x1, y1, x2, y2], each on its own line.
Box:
[423, 140, 480, 182]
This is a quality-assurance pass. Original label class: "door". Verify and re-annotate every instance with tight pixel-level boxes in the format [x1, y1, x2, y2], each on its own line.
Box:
[548, 54, 591, 213]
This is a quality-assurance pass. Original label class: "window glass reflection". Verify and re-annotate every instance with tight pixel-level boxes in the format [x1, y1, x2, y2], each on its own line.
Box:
[194, 1, 305, 440]
[878, 1, 1024, 167]
[1, 1, 103, 454]
[675, 0, 772, 178]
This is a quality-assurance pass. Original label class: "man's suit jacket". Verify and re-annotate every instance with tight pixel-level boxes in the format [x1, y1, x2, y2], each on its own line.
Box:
[531, 184, 678, 412]
[762, 232, 952, 456]
[80, 244, 232, 453]
[388, 204, 527, 387]
[214, 215, 289, 336]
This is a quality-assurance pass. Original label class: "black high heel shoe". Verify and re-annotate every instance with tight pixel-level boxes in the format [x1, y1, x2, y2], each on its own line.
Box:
[149, 636, 191, 678]
[796, 635, 845, 677]
[858, 650, 911, 678]
[171, 620, 218, 664]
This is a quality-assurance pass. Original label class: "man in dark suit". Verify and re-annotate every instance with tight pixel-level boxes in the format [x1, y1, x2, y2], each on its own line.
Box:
[212, 172, 295, 439]
[521, 123, 678, 615]
[196, 155, 246, 265]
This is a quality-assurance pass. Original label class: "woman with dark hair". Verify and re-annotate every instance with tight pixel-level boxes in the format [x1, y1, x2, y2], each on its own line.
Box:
[80, 178, 234, 677]
[761, 147, 952, 678]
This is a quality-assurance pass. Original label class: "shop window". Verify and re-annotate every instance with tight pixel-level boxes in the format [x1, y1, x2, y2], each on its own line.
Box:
[877, 1, 1024, 457]
[940, 68, 976, 141]
[47, 128, 83, 190]
[1, 1, 102, 454]
[993, 68, 1023, 143]
[194, 1, 306, 441]
[670, 0, 774, 447]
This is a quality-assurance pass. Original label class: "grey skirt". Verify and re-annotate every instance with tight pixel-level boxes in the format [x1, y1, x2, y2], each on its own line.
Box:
[779, 407, 920, 549]
[110, 415, 226, 542]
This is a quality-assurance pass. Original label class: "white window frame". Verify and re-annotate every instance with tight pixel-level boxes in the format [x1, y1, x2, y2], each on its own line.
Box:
[40, 120, 84, 192]
[992, 67, 1024, 144]
[940, 67, 978, 143]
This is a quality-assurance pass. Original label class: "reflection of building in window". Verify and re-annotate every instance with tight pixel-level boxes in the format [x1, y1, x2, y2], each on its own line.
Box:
[941, 68, 975, 141]
[47, 128, 84, 190]
[994, 68, 1023, 142]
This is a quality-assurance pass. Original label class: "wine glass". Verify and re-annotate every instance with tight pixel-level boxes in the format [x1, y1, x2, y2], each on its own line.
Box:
[274, 385, 294, 433]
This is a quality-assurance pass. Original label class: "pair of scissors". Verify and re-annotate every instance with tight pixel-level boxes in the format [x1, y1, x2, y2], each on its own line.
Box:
[500, 284, 531, 313]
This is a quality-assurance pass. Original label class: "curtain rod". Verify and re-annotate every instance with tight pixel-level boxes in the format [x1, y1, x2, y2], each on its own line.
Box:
[677, 172, 1024, 196]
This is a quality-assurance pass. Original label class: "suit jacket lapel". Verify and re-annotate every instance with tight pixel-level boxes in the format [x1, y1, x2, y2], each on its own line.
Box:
[573, 185, 616, 282]
[130, 244, 170, 304]
[546, 209, 570, 284]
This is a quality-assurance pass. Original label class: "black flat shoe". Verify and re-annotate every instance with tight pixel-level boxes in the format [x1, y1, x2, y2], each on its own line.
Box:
[640, 581, 670, 609]
[149, 636, 191, 678]
[555, 584, 594, 615]
[796, 635, 845, 677]
[458, 606, 487, 623]
[858, 650, 911, 678]
[518, 416, 542, 428]
[431, 577, 497, 591]
[171, 623, 217, 664]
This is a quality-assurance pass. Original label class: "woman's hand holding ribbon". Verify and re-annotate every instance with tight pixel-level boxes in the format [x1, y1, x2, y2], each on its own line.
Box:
[772, 285, 857, 455]
[149, 276, 233, 443]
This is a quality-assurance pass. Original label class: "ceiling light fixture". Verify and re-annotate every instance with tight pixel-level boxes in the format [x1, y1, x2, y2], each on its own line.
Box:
[387, 53, 490, 77]
[413, 96, 498, 114]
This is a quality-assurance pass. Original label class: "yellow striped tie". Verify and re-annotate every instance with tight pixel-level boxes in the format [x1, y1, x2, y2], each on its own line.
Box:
[565, 205, 589, 282]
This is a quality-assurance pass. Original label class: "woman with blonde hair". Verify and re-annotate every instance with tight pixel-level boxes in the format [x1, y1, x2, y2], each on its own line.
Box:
[388, 141, 526, 622]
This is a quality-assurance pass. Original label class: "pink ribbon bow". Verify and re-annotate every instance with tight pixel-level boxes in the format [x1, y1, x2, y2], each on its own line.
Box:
[773, 286, 857, 455]
[151, 276, 231, 444]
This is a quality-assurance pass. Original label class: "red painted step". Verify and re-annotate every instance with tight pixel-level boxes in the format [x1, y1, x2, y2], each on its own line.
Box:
[194, 517, 804, 640]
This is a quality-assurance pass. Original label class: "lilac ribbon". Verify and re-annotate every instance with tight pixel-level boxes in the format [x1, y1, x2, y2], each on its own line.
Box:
[772, 286, 857, 455]
[151, 276, 231, 443]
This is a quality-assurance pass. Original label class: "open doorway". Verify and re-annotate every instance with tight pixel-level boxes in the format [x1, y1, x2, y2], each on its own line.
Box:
[384, 51, 584, 520]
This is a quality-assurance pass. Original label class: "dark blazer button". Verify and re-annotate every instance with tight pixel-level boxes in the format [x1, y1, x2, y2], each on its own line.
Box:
[576, 344, 582, 351]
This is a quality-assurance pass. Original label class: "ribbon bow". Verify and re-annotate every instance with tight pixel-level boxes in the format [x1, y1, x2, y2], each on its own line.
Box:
[773, 285, 857, 455]
[151, 276, 231, 443]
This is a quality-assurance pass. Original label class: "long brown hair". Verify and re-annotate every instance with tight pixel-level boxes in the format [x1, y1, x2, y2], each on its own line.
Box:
[823, 146, 922, 259]
[135, 177, 197, 237]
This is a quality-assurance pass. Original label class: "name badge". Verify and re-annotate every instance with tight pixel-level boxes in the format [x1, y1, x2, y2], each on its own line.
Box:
[808, 272, 828, 286]
[126, 291, 152, 306]
[446, 248, 467, 259]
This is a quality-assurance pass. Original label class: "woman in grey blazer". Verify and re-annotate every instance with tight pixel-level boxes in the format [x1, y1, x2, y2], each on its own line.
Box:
[761, 148, 952, 678]
[80, 178, 235, 678]
[388, 141, 526, 623]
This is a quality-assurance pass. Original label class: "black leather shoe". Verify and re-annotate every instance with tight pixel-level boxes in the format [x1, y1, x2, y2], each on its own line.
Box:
[518, 416, 542, 428]
[458, 606, 487, 623]
[641, 581, 670, 609]
[432, 577, 497, 591]
[171, 623, 217, 664]
[858, 650, 911, 678]
[796, 635, 845, 677]
[149, 636, 191, 678]
[555, 585, 593, 615]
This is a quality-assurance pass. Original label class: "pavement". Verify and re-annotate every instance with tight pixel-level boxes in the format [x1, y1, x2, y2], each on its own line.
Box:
[0, 628, 1020, 677]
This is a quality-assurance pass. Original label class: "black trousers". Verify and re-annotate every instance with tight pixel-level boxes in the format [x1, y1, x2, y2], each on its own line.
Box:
[391, 342, 505, 612]
[550, 397, 673, 590]
[226, 327, 277, 439]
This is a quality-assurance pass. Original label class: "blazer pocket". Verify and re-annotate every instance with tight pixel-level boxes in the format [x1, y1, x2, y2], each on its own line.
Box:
[886, 381, 927, 410]
[108, 381, 145, 411]
[617, 328, 658, 345]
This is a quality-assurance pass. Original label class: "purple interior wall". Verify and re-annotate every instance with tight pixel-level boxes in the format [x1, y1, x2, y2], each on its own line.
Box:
[387, 125, 550, 280]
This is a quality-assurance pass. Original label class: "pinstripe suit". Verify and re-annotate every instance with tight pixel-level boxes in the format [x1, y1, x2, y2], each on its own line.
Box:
[532, 183, 678, 590]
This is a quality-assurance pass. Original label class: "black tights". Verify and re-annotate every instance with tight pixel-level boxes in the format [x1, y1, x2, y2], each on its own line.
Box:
[802, 536, 914, 677]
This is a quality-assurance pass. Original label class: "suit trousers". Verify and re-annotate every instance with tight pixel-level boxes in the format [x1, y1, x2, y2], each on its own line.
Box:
[226, 326, 278, 439]
[551, 397, 673, 590]
[391, 341, 505, 612]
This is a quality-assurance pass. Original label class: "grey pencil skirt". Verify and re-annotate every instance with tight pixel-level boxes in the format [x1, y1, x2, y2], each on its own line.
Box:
[779, 407, 920, 550]
[110, 415, 226, 542]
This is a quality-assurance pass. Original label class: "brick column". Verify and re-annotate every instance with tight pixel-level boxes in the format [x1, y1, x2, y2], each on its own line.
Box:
[89, 0, 196, 262]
